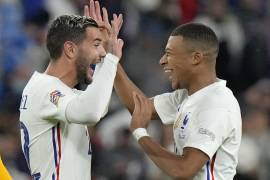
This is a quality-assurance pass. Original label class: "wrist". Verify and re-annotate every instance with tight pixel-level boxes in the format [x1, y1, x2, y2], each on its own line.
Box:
[132, 128, 149, 141]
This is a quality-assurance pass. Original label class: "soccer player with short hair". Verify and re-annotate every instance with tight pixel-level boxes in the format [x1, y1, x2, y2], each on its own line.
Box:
[19, 12, 123, 180]
[114, 23, 242, 180]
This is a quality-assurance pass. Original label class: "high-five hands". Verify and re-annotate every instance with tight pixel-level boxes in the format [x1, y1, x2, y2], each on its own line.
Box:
[84, 0, 124, 59]
[130, 92, 153, 132]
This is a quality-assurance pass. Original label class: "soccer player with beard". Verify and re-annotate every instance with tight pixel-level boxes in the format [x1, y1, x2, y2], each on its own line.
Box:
[19, 13, 123, 180]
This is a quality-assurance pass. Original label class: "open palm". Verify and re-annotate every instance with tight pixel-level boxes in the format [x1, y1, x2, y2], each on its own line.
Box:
[84, 0, 123, 55]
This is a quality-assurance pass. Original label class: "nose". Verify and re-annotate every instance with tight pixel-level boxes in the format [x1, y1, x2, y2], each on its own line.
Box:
[98, 45, 106, 58]
[159, 54, 167, 66]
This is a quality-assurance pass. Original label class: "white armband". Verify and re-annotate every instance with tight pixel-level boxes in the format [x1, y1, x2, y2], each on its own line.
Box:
[132, 128, 149, 141]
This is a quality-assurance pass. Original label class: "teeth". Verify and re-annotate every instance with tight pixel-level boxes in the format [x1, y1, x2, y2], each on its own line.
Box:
[165, 70, 172, 73]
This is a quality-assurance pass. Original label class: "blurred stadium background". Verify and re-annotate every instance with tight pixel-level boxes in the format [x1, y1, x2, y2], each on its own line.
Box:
[0, 0, 270, 179]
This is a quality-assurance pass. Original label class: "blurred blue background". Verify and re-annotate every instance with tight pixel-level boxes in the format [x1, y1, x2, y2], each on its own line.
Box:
[0, 0, 270, 179]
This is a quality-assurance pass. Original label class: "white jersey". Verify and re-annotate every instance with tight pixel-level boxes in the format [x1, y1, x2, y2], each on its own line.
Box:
[154, 80, 242, 180]
[19, 54, 119, 180]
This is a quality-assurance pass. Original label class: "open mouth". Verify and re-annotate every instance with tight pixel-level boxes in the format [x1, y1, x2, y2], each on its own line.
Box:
[87, 64, 96, 80]
[164, 68, 173, 80]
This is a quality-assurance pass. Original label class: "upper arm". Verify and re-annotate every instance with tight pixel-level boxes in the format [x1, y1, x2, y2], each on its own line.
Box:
[181, 147, 209, 178]
[39, 89, 74, 123]
[153, 90, 185, 125]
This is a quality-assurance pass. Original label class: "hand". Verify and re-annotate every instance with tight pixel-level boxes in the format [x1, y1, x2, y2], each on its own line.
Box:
[84, 0, 124, 58]
[130, 92, 152, 132]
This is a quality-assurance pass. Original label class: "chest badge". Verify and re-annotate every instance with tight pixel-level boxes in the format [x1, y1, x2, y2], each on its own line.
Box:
[173, 113, 190, 130]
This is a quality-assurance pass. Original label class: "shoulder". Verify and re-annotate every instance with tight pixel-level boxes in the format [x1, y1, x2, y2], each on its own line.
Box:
[23, 72, 72, 95]
[22, 72, 75, 108]
[204, 85, 240, 113]
[155, 89, 188, 102]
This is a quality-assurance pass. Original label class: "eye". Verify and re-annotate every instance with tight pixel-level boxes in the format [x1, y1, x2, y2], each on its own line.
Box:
[93, 40, 102, 48]
[94, 43, 100, 47]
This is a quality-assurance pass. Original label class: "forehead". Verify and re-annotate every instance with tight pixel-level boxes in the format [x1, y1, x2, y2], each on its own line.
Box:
[84, 27, 102, 41]
[166, 36, 188, 53]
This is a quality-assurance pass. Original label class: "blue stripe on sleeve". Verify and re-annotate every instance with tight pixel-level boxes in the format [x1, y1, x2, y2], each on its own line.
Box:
[206, 161, 210, 180]
[20, 122, 30, 168]
[52, 126, 58, 167]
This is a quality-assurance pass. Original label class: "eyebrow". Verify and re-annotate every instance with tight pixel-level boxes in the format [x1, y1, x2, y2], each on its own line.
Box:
[93, 38, 102, 42]
[165, 47, 172, 53]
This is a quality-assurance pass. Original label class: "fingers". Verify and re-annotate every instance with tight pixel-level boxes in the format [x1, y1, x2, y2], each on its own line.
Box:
[116, 14, 123, 31]
[102, 7, 111, 29]
[87, 0, 123, 32]
[136, 94, 152, 115]
[133, 93, 147, 111]
[118, 39, 124, 51]
[84, 5, 90, 17]
[111, 13, 123, 38]
[110, 16, 117, 39]
[95, 1, 102, 21]
[133, 92, 141, 113]
[89, 0, 97, 20]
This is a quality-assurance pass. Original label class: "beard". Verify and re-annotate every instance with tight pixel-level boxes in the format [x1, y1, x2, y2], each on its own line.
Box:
[75, 53, 92, 85]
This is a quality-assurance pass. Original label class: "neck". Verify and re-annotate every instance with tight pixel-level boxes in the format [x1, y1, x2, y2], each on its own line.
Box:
[187, 68, 217, 95]
[44, 58, 77, 88]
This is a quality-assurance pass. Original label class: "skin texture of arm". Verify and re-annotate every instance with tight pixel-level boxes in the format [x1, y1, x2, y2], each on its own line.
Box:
[114, 64, 159, 120]
[138, 137, 209, 179]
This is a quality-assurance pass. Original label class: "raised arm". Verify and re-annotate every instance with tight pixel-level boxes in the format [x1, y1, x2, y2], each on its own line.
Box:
[114, 64, 159, 120]
[66, 12, 124, 124]
[86, 0, 159, 120]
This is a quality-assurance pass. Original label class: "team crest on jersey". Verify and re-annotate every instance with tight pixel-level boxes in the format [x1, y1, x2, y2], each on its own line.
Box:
[50, 90, 65, 106]
[173, 113, 190, 130]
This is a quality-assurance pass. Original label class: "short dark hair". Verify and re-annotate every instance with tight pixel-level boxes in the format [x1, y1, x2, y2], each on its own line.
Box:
[171, 23, 219, 53]
[46, 15, 98, 60]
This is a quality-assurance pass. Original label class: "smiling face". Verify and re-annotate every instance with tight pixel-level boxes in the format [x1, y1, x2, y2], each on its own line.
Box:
[160, 36, 194, 90]
[75, 27, 106, 84]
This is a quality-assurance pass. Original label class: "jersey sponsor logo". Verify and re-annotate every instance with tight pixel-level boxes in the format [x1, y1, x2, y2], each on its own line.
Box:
[198, 128, 215, 141]
[50, 90, 65, 106]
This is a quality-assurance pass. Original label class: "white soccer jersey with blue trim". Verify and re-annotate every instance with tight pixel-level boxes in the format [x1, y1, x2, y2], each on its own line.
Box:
[19, 54, 119, 180]
[154, 80, 242, 180]
[19, 72, 92, 180]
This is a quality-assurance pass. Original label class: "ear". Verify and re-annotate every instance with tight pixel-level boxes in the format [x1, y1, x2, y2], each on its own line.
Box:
[192, 51, 203, 65]
[63, 41, 78, 60]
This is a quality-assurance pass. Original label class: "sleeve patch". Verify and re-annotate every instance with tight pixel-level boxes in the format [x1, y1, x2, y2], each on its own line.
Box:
[50, 90, 65, 106]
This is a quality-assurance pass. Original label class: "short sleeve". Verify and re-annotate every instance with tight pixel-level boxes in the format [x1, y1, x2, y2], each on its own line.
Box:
[184, 108, 232, 159]
[154, 89, 186, 125]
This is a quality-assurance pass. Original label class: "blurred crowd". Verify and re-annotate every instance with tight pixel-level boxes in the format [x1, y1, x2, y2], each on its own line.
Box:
[0, 0, 270, 179]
